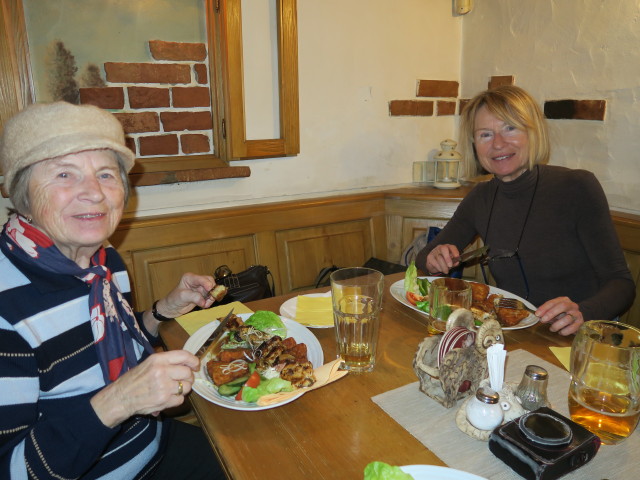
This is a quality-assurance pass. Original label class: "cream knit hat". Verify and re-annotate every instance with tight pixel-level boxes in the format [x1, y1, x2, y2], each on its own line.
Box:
[0, 101, 135, 196]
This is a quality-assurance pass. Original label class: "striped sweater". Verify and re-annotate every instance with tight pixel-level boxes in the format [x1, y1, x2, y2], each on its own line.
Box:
[0, 244, 166, 479]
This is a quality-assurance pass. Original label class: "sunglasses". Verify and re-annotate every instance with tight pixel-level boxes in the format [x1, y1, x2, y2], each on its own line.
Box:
[480, 248, 530, 300]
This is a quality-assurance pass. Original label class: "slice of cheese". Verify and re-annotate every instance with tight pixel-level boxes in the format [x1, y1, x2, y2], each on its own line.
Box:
[295, 295, 334, 327]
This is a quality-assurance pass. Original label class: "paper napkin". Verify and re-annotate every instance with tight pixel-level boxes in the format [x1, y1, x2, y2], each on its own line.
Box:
[257, 358, 348, 406]
[176, 301, 254, 336]
[549, 346, 571, 371]
[295, 295, 334, 327]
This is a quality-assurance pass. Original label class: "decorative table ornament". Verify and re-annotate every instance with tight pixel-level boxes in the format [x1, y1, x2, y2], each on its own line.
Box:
[413, 314, 503, 408]
[432, 139, 463, 189]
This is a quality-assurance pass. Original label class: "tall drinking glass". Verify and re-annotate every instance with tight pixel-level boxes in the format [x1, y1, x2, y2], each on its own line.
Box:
[428, 277, 472, 335]
[330, 267, 384, 373]
[569, 320, 640, 445]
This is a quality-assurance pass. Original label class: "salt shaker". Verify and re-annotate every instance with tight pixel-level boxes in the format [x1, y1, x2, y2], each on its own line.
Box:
[465, 386, 504, 430]
[515, 364, 550, 411]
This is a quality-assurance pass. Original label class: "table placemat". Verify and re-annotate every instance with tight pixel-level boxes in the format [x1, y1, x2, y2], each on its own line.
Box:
[372, 349, 638, 480]
[176, 301, 253, 336]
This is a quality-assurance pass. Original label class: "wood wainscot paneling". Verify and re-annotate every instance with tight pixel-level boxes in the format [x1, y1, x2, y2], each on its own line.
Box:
[109, 186, 640, 327]
[110, 192, 387, 310]
[130, 235, 258, 309]
[276, 219, 375, 292]
[613, 212, 640, 328]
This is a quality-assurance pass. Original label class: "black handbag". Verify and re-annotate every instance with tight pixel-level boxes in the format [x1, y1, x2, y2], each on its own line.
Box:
[313, 257, 406, 288]
[214, 264, 275, 304]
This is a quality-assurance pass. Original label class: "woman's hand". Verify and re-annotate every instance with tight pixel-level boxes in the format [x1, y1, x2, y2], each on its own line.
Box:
[535, 296, 584, 336]
[155, 272, 218, 319]
[425, 244, 461, 275]
[91, 350, 199, 428]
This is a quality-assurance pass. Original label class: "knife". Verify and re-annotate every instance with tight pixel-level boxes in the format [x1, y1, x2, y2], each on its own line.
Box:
[197, 308, 235, 357]
[453, 245, 490, 264]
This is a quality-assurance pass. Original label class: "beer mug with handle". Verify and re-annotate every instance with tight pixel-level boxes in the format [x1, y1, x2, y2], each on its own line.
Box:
[569, 320, 640, 445]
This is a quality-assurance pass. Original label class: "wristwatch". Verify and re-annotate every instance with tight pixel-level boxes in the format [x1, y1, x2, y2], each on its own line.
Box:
[151, 300, 174, 322]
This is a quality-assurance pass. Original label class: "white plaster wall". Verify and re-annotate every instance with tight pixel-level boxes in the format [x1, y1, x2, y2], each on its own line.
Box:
[0, 0, 462, 224]
[461, 0, 640, 214]
[118, 0, 461, 218]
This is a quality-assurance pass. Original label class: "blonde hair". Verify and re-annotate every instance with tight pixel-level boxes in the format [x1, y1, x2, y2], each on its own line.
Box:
[459, 85, 550, 178]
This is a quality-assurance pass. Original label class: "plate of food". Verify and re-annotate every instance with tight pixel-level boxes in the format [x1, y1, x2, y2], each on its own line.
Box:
[364, 461, 486, 480]
[279, 291, 334, 328]
[184, 311, 324, 411]
[400, 465, 487, 480]
[390, 276, 538, 331]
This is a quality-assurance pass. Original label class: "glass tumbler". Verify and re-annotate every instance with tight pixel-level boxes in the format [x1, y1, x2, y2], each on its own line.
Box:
[569, 320, 640, 445]
[330, 267, 384, 373]
[428, 277, 472, 335]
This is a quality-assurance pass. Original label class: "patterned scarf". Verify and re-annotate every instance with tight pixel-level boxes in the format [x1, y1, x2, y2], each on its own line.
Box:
[1, 214, 154, 383]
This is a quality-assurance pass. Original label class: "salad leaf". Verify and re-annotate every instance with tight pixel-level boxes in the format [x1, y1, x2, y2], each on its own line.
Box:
[364, 461, 413, 480]
[403, 262, 420, 295]
[245, 310, 287, 338]
[404, 261, 431, 297]
[416, 300, 430, 312]
[240, 377, 294, 403]
[417, 277, 431, 296]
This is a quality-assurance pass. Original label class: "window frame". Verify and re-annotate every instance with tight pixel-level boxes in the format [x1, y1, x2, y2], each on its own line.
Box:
[0, 0, 300, 190]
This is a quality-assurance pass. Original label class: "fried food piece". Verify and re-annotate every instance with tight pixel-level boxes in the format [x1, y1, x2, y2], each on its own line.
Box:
[282, 337, 297, 350]
[280, 361, 316, 388]
[206, 359, 249, 385]
[470, 282, 490, 304]
[256, 337, 287, 369]
[471, 306, 497, 325]
[288, 343, 309, 363]
[208, 284, 228, 302]
[496, 307, 530, 327]
[219, 348, 254, 362]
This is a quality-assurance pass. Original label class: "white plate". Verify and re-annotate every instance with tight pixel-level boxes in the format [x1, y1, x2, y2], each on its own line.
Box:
[400, 465, 487, 480]
[390, 277, 539, 330]
[279, 291, 334, 328]
[183, 313, 324, 411]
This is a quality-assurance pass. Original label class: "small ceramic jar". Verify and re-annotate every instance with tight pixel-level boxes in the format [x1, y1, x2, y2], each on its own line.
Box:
[466, 386, 504, 431]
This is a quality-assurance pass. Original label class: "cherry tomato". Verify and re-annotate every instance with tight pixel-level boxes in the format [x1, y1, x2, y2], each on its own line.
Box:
[406, 291, 427, 306]
[235, 389, 243, 401]
[245, 371, 261, 389]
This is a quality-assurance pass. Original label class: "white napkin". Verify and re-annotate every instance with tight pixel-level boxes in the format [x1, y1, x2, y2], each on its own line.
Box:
[486, 343, 506, 391]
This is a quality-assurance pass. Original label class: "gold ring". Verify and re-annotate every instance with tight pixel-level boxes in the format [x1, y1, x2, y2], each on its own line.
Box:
[177, 381, 184, 396]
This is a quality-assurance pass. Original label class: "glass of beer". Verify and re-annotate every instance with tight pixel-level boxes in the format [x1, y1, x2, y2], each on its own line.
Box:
[330, 267, 384, 373]
[428, 277, 472, 335]
[569, 320, 640, 445]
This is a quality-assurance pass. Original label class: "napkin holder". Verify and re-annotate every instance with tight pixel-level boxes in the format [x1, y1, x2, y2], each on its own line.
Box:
[413, 319, 504, 408]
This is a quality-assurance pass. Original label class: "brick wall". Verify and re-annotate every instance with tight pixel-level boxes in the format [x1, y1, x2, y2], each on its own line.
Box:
[389, 75, 606, 121]
[78, 40, 214, 158]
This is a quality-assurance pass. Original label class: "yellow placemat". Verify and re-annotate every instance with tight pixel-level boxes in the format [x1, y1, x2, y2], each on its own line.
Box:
[296, 295, 334, 327]
[550, 346, 571, 371]
[176, 301, 254, 336]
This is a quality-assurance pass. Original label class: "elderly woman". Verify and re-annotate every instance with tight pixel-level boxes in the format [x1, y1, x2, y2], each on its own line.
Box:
[416, 85, 635, 336]
[0, 102, 224, 479]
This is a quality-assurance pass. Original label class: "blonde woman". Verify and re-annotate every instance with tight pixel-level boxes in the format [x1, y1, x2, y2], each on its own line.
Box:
[416, 86, 634, 336]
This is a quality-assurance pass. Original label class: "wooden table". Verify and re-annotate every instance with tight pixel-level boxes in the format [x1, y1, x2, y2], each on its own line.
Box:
[159, 273, 572, 479]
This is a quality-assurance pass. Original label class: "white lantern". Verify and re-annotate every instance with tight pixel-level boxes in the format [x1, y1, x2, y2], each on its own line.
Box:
[433, 139, 462, 189]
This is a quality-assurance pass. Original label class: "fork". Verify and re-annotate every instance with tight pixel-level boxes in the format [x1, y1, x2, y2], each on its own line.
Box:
[497, 297, 538, 316]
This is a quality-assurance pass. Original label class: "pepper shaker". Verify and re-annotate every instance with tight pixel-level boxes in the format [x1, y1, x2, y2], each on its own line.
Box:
[465, 386, 504, 430]
[515, 364, 550, 411]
